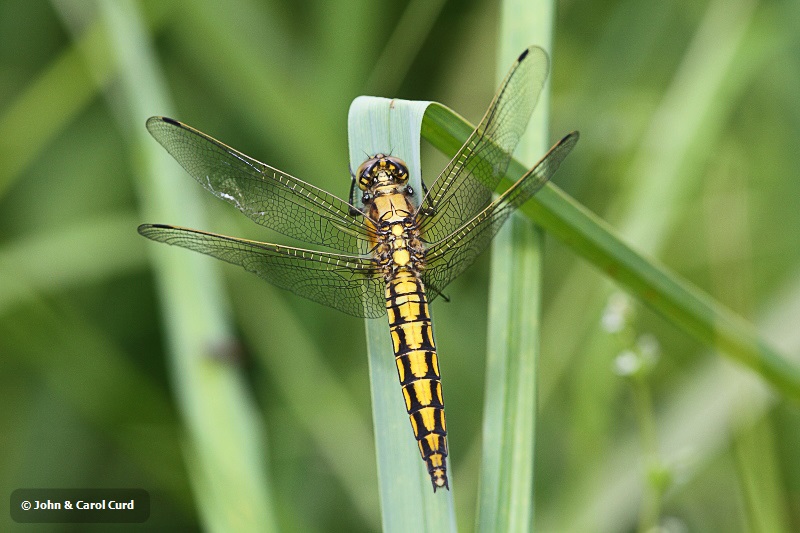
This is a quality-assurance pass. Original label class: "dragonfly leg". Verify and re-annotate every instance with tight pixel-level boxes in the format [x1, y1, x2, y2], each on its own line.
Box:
[348, 173, 362, 215]
[419, 178, 435, 216]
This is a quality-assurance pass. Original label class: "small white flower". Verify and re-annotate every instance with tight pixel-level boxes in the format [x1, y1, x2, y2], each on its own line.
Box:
[602, 292, 631, 333]
[637, 333, 661, 367]
[614, 350, 641, 376]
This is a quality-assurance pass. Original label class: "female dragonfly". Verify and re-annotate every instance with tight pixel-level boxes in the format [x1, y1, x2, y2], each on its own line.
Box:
[139, 46, 578, 492]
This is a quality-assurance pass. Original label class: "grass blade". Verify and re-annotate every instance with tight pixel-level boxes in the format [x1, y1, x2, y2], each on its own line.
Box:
[348, 96, 457, 532]
[54, 1, 280, 529]
[477, 1, 555, 531]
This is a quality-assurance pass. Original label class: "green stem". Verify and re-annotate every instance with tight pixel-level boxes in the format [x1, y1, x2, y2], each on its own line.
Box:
[477, 1, 554, 532]
[631, 371, 662, 533]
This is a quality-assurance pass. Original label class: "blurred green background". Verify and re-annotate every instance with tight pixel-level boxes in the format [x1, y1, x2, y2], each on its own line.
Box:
[1, 0, 799, 531]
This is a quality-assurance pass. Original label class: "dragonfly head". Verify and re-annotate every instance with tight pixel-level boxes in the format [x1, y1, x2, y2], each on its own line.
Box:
[356, 154, 409, 191]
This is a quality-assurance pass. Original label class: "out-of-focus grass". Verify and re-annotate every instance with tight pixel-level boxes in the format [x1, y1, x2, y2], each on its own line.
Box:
[476, 0, 554, 531]
[1, 0, 799, 531]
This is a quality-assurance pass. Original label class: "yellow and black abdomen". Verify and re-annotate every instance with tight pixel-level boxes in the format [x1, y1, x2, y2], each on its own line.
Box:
[386, 270, 449, 491]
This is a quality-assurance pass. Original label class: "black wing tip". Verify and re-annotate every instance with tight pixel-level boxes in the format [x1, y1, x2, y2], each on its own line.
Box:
[146, 116, 182, 128]
[138, 223, 172, 235]
[544, 131, 580, 161]
[518, 45, 548, 63]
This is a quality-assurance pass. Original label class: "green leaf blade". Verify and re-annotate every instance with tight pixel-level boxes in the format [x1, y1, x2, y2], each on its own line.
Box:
[348, 96, 457, 533]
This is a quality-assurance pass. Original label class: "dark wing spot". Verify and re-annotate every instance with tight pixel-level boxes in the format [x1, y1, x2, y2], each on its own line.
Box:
[161, 116, 181, 126]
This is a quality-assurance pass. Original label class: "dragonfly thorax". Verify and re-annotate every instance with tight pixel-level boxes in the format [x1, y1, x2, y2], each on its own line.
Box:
[358, 154, 417, 230]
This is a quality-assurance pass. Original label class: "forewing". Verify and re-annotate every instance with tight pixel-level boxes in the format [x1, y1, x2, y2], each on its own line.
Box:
[139, 224, 385, 318]
[422, 132, 578, 297]
[417, 47, 549, 244]
[147, 117, 376, 253]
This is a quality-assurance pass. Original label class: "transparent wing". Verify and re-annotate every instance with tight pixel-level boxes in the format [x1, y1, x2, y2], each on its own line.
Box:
[422, 132, 578, 298]
[417, 46, 549, 244]
[147, 117, 376, 253]
[139, 224, 385, 318]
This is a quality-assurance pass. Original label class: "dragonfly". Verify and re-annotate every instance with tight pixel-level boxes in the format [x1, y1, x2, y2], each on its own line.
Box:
[139, 46, 578, 492]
